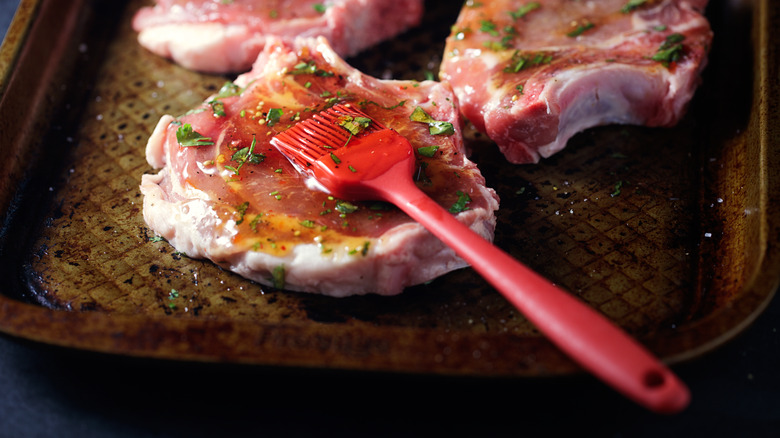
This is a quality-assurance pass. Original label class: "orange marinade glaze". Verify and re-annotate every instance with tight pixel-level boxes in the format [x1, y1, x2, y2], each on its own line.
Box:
[163, 52, 491, 254]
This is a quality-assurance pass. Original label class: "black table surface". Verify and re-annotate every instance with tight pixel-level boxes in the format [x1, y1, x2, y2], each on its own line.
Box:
[1, 1, 779, 436]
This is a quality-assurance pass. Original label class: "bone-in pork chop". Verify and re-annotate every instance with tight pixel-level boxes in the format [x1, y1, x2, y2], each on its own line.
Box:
[132, 0, 424, 73]
[439, 0, 713, 164]
[140, 36, 499, 297]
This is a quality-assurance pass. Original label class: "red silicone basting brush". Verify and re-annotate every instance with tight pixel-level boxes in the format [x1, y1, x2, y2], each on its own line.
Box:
[271, 103, 690, 414]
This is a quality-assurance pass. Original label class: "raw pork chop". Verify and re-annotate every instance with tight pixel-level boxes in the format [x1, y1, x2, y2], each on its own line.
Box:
[439, 0, 713, 163]
[133, 0, 424, 73]
[140, 36, 499, 297]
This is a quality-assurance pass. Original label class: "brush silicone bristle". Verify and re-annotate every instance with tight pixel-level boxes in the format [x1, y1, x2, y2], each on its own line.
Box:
[271, 104, 384, 167]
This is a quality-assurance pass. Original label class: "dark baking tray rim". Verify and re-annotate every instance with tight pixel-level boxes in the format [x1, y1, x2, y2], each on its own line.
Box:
[0, 0, 777, 377]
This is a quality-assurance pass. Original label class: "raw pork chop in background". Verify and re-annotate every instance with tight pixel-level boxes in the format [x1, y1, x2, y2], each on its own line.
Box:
[439, 0, 713, 164]
[140, 36, 499, 297]
[133, 0, 424, 73]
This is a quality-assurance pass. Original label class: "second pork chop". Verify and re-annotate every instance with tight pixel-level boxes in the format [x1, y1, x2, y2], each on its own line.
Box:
[440, 0, 713, 164]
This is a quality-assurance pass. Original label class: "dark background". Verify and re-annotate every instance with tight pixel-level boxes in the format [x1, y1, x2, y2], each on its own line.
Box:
[1, 0, 778, 436]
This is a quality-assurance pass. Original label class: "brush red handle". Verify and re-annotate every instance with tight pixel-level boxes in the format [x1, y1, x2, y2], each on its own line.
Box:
[380, 177, 690, 414]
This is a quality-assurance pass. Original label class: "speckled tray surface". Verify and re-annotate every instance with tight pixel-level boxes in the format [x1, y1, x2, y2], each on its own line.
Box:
[0, 0, 777, 376]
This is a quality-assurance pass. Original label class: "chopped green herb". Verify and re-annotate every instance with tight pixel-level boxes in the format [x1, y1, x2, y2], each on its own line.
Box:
[208, 100, 226, 117]
[299, 220, 316, 228]
[330, 153, 342, 164]
[168, 288, 179, 308]
[150, 236, 165, 243]
[226, 135, 264, 176]
[235, 201, 250, 225]
[503, 51, 553, 73]
[449, 190, 472, 213]
[289, 60, 334, 77]
[621, 0, 647, 13]
[216, 81, 242, 98]
[480, 20, 500, 37]
[339, 115, 372, 135]
[313, 3, 326, 13]
[271, 265, 285, 289]
[611, 180, 624, 197]
[567, 22, 595, 38]
[429, 121, 454, 136]
[509, 2, 540, 19]
[652, 33, 685, 66]
[250, 214, 263, 232]
[348, 165, 357, 172]
[410, 107, 454, 136]
[410, 106, 435, 123]
[176, 123, 214, 147]
[265, 108, 283, 127]
[334, 200, 359, 214]
[417, 145, 439, 157]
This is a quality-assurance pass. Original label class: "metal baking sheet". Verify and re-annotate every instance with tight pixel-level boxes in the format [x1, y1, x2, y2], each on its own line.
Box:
[0, 0, 777, 376]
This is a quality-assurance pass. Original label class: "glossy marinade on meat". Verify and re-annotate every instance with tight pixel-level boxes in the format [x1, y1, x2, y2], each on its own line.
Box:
[140, 36, 499, 297]
[133, 0, 424, 73]
[440, 0, 713, 164]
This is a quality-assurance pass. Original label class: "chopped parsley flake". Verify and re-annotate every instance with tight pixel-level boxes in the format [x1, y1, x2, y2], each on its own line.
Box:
[216, 81, 242, 98]
[410, 107, 454, 136]
[272, 265, 285, 289]
[480, 20, 500, 37]
[334, 200, 359, 214]
[410, 106, 434, 123]
[652, 33, 686, 66]
[509, 2, 540, 19]
[611, 180, 624, 197]
[208, 100, 226, 117]
[567, 22, 595, 38]
[234, 202, 250, 224]
[225, 135, 264, 176]
[289, 60, 334, 77]
[313, 3, 326, 13]
[503, 50, 553, 73]
[417, 145, 439, 157]
[449, 190, 472, 213]
[621, 0, 647, 13]
[176, 123, 214, 147]
[429, 121, 455, 136]
[339, 115, 372, 135]
[250, 214, 263, 232]
[265, 108, 283, 127]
